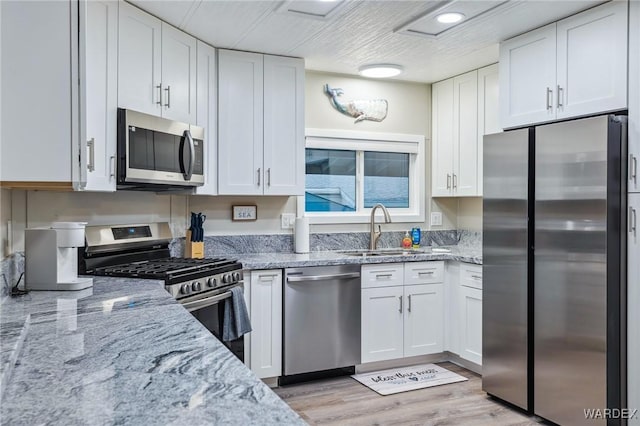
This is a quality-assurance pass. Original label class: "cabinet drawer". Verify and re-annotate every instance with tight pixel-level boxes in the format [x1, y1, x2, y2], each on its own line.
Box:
[461, 264, 483, 290]
[404, 261, 445, 284]
[361, 263, 404, 288]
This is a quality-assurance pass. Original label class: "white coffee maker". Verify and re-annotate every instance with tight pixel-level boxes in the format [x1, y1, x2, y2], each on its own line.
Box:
[25, 222, 93, 291]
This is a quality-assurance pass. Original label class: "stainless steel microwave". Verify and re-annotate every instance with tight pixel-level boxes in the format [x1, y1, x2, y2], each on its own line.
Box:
[117, 108, 205, 190]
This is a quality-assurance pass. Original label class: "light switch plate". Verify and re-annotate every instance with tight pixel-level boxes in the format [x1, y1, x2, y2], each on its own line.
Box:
[281, 213, 296, 229]
[430, 212, 443, 227]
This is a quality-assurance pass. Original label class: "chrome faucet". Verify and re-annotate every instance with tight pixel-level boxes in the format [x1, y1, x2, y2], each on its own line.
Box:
[369, 203, 392, 250]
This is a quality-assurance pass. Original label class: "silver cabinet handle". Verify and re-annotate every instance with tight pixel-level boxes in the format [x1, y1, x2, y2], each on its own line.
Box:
[287, 272, 360, 283]
[109, 155, 116, 178]
[446, 174, 451, 190]
[418, 271, 434, 276]
[87, 138, 95, 172]
[471, 274, 482, 280]
[267, 168, 271, 186]
[257, 168, 261, 186]
[156, 83, 163, 106]
[408, 294, 412, 312]
[546, 87, 553, 110]
[630, 207, 637, 236]
[164, 85, 171, 108]
[453, 173, 457, 189]
[376, 273, 393, 279]
[557, 85, 563, 108]
[630, 154, 638, 184]
[399, 295, 403, 313]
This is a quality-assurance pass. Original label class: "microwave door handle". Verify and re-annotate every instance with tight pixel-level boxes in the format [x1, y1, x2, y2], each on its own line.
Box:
[182, 130, 195, 181]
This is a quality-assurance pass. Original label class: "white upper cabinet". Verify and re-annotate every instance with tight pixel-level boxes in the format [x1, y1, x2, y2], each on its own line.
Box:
[629, 0, 640, 194]
[195, 41, 217, 195]
[118, 2, 196, 123]
[453, 70, 478, 197]
[218, 50, 264, 195]
[431, 79, 455, 197]
[263, 55, 305, 196]
[432, 68, 493, 198]
[555, 1, 627, 119]
[83, 0, 118, 191]
[500, 1, 627, 129]
[218, 50, 304, 196]
[499, 23, 556, 129]
[117, 2, 162, 116]
[477, 64, 500, 196]
[160, 23, 196, 123]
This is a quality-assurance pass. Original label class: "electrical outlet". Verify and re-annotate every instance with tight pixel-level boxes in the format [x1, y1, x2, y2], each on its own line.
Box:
[430, 212, 443, 227]
[281, 213, 296, 229]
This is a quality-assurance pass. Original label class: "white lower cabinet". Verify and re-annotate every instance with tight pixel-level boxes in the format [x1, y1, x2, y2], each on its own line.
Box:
[361, 286, 404, 363]
[361, 262, 445, 364]
[247, 270, 282, 379]
[458, 264, 483, 365]
[628, 193, 640, 426]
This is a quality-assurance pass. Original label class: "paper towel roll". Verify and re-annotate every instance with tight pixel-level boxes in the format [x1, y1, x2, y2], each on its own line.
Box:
[294, 217, 310, 254]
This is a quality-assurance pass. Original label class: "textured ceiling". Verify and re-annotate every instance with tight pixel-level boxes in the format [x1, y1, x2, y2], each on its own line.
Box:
[130, 0, 608, 83]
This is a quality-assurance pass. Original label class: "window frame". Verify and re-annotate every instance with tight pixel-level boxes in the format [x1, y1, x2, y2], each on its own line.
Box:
[300, 129, 425, 224]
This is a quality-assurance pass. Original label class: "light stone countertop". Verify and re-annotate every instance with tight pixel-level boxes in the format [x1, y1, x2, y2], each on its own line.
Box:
[234, 245, 482, 270]
[0, 277, 304, 426]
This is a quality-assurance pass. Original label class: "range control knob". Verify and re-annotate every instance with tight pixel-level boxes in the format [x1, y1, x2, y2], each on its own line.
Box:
[191, 281, 202, 292]
[180, 284, 191, 295]
[222, 274, 231, 284]
[207, 277, 217, 288]
[232, 272, 241, 281]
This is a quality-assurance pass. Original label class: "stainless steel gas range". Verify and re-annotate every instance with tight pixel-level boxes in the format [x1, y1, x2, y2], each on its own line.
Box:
[79, 222, 245, 361]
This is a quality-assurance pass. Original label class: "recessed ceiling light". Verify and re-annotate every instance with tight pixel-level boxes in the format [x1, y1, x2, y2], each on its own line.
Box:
[436, 12, 465, 24]
[358, 64, 404, 78]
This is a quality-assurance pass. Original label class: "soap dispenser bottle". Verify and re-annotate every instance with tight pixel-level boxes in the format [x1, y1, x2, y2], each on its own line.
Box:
[402, 231, 412, 249]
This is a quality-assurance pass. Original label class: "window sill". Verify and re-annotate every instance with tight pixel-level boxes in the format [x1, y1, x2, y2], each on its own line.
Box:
[305, 211, 425, 225]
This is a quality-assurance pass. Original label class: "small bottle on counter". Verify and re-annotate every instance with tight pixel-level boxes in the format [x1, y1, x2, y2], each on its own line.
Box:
[402, 231, 412, 249]
[411, 227, 421, 249]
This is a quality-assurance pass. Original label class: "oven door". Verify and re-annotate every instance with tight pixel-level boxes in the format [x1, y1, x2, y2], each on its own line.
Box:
[178, 284, 245, 362]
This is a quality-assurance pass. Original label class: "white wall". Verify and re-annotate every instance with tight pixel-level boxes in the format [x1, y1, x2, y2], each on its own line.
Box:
[457, 197, 483, 231]
[305, 70, 457, 232]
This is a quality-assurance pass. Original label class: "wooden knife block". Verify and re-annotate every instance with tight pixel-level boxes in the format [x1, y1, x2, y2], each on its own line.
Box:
[185, 230, 204, 259]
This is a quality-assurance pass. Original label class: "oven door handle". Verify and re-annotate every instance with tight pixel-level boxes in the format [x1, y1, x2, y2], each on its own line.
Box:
[181, 290, 233, 312]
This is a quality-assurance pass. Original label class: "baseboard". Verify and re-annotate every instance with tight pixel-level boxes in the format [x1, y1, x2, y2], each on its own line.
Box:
[261, 377, 279, 388]
[444, 351, 482, 375]
[355, 353, 449, 374]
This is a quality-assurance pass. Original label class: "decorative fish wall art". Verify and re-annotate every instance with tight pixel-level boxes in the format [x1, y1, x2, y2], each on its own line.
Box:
[323, 84, 388, 123]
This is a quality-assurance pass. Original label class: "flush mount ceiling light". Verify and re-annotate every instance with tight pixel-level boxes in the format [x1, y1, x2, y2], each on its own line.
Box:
[358, 64, 404, 78]
[436, 12, 465, 24]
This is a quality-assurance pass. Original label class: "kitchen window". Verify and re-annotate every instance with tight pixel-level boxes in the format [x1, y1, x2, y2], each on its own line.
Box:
[301, 129, 425, 224]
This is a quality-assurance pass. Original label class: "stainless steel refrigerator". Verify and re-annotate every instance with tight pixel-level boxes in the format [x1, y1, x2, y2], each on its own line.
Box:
[482, 115, 626, 426]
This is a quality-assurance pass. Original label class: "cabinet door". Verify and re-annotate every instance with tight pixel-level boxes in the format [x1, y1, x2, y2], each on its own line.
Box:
[628, 0, 640, 194]
[361, 286, 404, 363]
[117, 2, 161, 115]
[431, 78, 454, 197]
[160, 23, 197, 123]
[453, 70, 478, 196]
[195, 41, 217, 195]
[404, 284, 444, 357]
[83, 0, 117, 191]
[629, 193, 640, 426]
[1, 1, 76, 184]
[249, 270, 282, 379]
[556, 1, 627, 120]
[218, 50, 264, 195]
[499, 23, 556, 129]
[459, 285, 482, 365]
[263, 55, 305, 196]
[477, 64, 500, 197]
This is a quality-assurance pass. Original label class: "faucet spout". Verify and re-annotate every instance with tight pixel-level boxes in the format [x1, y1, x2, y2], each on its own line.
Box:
[369, 203, 392, 250]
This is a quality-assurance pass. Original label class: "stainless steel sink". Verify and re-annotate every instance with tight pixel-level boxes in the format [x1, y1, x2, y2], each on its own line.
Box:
[339, 248, 432, 257]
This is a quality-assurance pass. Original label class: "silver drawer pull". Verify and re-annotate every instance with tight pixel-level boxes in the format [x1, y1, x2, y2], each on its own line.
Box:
[471, 275, 482, 280]
[258, 274, 279, 281]
[376, 273, 393, 279]
[418, 271, 434, 276]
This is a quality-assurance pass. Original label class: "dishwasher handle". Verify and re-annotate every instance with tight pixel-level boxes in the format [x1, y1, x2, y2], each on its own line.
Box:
[286, 272, 361, 283]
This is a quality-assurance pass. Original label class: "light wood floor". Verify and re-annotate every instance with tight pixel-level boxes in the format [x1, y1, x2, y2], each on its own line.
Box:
[274, 362, 546, 426]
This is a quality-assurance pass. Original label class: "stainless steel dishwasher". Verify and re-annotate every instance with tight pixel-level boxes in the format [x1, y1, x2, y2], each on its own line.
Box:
[283, 264, 361, 377]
